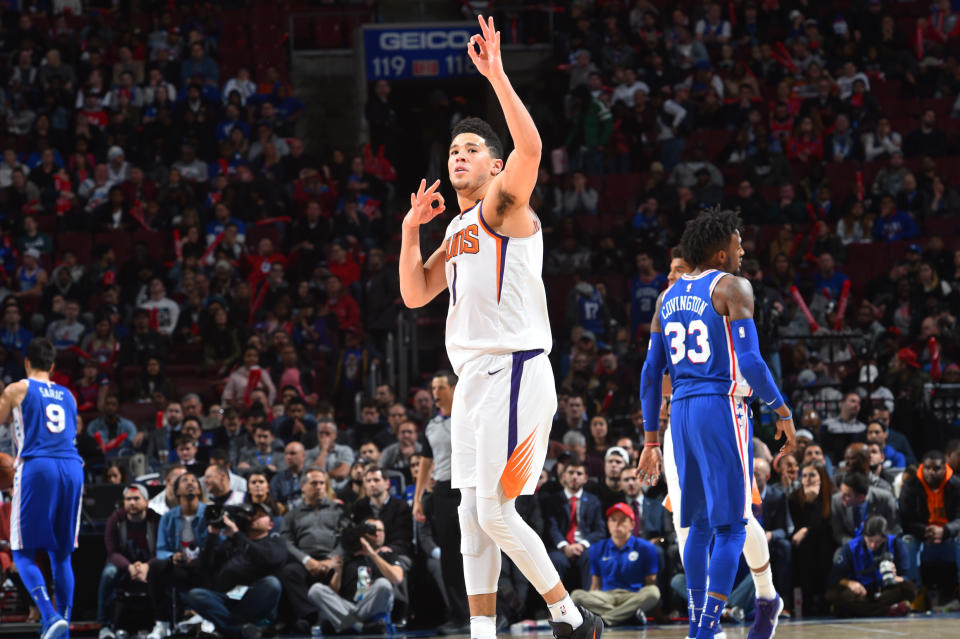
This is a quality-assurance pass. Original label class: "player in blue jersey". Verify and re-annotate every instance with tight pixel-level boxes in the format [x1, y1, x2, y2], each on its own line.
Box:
[637, 210, 796, 639]
[0, 338, 83, 639]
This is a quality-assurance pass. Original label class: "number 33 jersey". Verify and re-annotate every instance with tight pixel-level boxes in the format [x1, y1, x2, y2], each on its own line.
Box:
[658, 269, 754, 401]
[13, 378, 81, 460]
[442, 199, 552, 376]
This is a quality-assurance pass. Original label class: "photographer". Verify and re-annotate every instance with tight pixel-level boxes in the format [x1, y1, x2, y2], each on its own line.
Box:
[826, 515, 916, 617]
[180, 503, 287, 639]
[308, 517, 404, 634]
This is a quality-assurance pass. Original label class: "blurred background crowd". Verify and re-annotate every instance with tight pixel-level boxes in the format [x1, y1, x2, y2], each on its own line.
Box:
[0, 0, 958, 637]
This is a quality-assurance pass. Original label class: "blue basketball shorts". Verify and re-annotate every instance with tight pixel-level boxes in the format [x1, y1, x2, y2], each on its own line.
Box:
[670, 395, 753, 529]
[10, 456, 84, 553]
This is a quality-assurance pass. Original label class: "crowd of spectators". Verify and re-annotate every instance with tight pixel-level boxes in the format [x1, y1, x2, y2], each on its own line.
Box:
[0, 0, 958, 637]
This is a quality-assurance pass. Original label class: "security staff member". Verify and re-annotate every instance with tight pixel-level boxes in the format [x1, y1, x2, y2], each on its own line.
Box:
[413, 370, 468, 632]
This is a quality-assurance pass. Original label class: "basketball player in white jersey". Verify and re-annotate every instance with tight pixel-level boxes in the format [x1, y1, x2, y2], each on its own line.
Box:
[655, 248, 783, 639]
[399, 15, 603, 639]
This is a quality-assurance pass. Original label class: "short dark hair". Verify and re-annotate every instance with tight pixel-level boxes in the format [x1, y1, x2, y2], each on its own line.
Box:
[363, 464, 385, 478]
[946, 439, 960, 456]
[451, 117, 503, 159]
[679, 209, 742, 267]
[862, 514, 888, 538]
[360, 397, 378, 411]
[26, 338, 56, 371]
[359, 439, 380, 451]
[842, 471, 869, 496]
[433, 369, 458, 387]
[922, 450, 946, 464]
[182, 416, 202, 430]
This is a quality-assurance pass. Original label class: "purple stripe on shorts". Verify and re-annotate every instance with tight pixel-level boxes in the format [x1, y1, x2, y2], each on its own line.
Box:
[507, 349, 544, 459]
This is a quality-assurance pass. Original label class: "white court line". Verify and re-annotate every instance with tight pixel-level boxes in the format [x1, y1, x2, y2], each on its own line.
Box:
[819, 623, 908, 636]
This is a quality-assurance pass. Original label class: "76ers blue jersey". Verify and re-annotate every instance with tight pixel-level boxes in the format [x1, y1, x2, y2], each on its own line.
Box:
[13, 378, 81, 460]
[658, 270, 753, 401]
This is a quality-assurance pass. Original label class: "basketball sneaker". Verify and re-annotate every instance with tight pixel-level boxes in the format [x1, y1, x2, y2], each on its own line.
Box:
[549, 604, 604, 639]
[747, 594, 784, 639]
[40, 615, 69, 639]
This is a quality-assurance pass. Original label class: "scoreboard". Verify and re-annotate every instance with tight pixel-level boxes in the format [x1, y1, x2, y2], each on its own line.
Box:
[362, 23, 481, 80]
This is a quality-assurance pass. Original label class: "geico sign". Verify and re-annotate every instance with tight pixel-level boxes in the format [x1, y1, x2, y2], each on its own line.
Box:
[378, 30, 472, 51]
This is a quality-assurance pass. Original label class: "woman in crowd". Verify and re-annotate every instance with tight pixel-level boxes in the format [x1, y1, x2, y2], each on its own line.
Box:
[789, 461, 836, 616]
[246, 471, 286, 529]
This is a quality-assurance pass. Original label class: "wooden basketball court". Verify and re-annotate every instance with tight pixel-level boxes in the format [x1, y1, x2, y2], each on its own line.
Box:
[595, 615, 960, 638]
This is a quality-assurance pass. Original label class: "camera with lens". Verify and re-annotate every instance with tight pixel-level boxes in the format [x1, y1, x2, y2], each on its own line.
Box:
[341, 522, 379, 555]
[875, 552, 897, 595]
[204, 502, 256, 533]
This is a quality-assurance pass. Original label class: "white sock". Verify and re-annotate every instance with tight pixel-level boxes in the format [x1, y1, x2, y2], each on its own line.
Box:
[548, 594, 583, 629]
[470, 615, 497, 639]
[752, 564, 776, 599]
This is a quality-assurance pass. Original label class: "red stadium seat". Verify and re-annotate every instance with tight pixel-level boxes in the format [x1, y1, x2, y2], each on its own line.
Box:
[133, 230, 174, 263]
[94, 231, 134, 266]
[56, 232, 94, 264]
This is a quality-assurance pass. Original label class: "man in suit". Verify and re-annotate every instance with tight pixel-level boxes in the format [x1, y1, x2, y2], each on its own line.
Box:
[831, 472, 900, 549]
[754, 458, 792, 608]
[544, 457, 606, 591]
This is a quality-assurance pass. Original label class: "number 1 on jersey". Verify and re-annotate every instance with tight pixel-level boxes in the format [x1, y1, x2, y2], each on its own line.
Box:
[663, 320, 712, 365]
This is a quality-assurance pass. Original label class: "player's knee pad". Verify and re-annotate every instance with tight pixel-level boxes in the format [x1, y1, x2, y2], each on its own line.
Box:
[742, 514, 770, 569]
[475, 497, 510, 547]
[457, 494, 485, 556]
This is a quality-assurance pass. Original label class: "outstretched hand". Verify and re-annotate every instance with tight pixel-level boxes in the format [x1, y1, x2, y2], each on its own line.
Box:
[403, 179, 445, 229]
[468, 15, 503, 79]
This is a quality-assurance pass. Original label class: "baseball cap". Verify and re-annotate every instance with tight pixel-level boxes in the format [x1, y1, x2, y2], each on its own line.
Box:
[24, 248, 40, 259]
[604, 446, 630, 463]
[896, 347, 920, 369]
[579, 330, 597, 343]
[605, 502, 635, 521]
[124, 483, 149, 501]
[795, 429, 815, 441]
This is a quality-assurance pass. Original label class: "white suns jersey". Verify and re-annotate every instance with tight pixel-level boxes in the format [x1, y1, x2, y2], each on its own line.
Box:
[442, 199, 552, 375]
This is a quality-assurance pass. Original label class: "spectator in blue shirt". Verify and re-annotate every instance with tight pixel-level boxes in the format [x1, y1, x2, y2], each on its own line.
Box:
[629, 251, 667, 339]
[813, 252, 849, 300]
[180, 42, 219, 86]
[865, 421, 907, 469]
[570, 502, 661, 626]
[0, 305, 32, 356]
[873, 195, 919, 242]
[215, 104, 249, 141]
[87, 394, 138, 459]
[205, 203, 246, 245]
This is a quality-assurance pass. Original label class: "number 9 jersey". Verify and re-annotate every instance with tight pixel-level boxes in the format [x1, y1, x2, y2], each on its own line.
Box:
[13, 378, 81, 461]
[659, 269, 754, 402]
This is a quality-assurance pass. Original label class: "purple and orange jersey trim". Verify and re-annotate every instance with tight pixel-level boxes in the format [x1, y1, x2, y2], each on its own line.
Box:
[477, 199, 508, 304]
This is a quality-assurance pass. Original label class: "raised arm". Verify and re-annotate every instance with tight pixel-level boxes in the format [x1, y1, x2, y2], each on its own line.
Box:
[469, 16, 540, 233]
[715, 274, 796, 453]
[399, 179, 448, 308]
